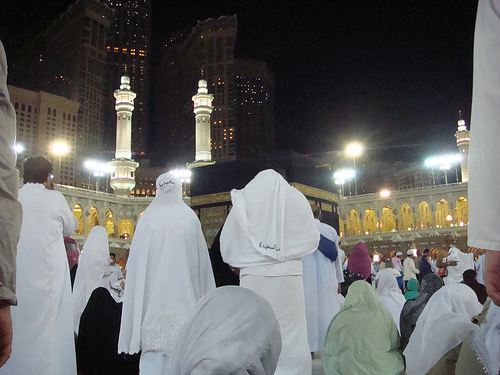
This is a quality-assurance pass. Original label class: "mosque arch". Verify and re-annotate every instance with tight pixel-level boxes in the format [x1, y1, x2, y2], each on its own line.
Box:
[363, 208, 378, 234]
[73, 204, 85, 235]
[381, 206, 396, 232]
[104, 209, 115, 237]
[118, 219, 135, 239]
[417, 201, 433, 229]
[346, 209, 361, 236]
[87, 206, 100, 233]
[398, 203, 415, 231]
[455, 197, 468, 226]
[339, 218, 345, 237]
[435, 199, 451, 227]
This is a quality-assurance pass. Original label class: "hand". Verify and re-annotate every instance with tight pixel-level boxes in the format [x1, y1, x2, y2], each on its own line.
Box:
[485, 250, 500, 306]
[0, 301, 13, 367]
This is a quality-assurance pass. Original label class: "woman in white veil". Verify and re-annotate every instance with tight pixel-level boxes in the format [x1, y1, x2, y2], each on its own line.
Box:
[73, 225, 111, 333]
[169, 286, 282, 375]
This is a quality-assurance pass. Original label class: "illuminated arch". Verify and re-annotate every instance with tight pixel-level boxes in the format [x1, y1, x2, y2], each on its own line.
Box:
[381, 206, 396, 232]
[455, 197, 468, 226]
[118, 219, 135, 239]
[339, 218, 345, 237]
[73, 204, 85, 235]
[398, 203, 415, 231]
[363, 208, 378, 234]
[417, 201, 433, 229]
[435, 199, 451, 227]
[87, 206, 100, 233]
[105, 209, 115, 237]
[346, 209, 361, 236]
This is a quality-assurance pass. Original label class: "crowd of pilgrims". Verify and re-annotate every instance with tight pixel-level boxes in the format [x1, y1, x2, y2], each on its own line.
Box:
[2, 152, 499, 375]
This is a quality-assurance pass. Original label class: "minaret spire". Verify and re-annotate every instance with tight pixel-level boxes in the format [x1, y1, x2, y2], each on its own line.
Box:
[108, 75, 139, 196]
[454, 110, 470, 182]
[189, 79, 215, 168]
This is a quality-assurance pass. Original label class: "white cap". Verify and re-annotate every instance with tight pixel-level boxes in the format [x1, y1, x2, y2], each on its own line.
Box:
[396, 251, 403, 256]
[407, 249, 414, 255]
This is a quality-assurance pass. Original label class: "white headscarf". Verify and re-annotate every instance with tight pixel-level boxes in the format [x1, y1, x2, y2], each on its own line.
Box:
[73, 225, 111, 333]
[118, 173, 215, 356]
[375, 268, 406, 332]
[404, 283, 482, 375]
[169, 286, 282, 375]
[220, 169, 319, 268]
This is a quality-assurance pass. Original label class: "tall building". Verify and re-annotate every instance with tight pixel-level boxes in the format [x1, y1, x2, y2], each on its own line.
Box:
[155, 15, 275, 164]
[104, 0, 151, 157]
[38, 0, 113, 186]
[9, 85, 80, 186]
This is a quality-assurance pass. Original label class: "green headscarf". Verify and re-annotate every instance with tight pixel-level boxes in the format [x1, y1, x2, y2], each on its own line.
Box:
[404, 278, 419, 300]
[322, 280, 404, 375]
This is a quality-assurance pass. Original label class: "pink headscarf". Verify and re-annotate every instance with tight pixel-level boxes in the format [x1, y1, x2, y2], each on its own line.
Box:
[347, 242, 371, 280]
[64, 236, 80, 269]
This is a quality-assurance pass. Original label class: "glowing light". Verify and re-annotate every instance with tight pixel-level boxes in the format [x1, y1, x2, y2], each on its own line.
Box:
[84, 160, 114, 173]
[333, 169, 355, 185]
[425, 154, 462, 167]
[13, 144, 25, 153]
[373, 254, 380, 262]
[168, 169, 192, 178]
[380, 189, 391, 197]
[346, 142, 363, 157]
[446, 214, 453, 222]
[52, 142, 69, 156]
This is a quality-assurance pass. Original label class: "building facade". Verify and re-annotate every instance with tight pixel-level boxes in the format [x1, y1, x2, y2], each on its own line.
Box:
[9, 85, 80, 186]
[42, 0, 113, 187]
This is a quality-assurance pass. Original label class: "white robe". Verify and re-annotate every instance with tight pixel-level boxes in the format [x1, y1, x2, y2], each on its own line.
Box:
[0, 183, 77, 375]
[444, 246, 474, 285]
[468, 0, 500, 253]
[375, 269, 406, 333]
[221, 170, 320, 375]
[302, 219, 342, 352]
[118, 173, 215, 374]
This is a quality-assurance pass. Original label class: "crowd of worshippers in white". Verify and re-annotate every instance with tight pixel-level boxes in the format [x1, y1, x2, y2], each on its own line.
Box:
[2, 157, 499, 375]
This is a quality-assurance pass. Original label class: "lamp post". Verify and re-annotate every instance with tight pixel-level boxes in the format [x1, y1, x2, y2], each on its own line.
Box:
[52, 141, 69, 184]
[334, 169, 355, 198]
[425, 154, 462, 186]
[346, 142, 363, 195]
[84, 160, 114, 192]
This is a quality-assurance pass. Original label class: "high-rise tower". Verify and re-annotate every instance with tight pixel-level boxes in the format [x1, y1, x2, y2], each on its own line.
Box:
[190, 79, 215, 168]
[454, 110, 470, 182]
[104, 0, 151, 157]
[108, 76, 139, 196]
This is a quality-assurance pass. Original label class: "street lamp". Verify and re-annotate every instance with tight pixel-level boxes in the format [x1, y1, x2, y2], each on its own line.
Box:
[52, 141, 69, 184]
[169, 168, 192, 196]
[334, 169, 355, 197]
[425, 154, 462, 186]
[346, 142, 363, 195]
[84, 160, 114, 191]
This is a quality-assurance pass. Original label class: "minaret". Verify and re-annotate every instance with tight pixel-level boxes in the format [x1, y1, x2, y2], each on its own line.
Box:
[189, 79, 215, 168]
[454, 110, 470, 182]
[108, 76, 139, 196]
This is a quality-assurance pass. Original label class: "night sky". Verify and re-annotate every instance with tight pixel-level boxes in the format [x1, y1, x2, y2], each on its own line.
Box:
[1, 0, 479, 165]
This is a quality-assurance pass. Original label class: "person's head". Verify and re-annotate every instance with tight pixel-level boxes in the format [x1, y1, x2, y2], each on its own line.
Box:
[423, 248, 430, 255]
[396, 251, 403, 259]
[110, 253, 116, 264]
[263, 162, 287, 180]
[444, 234, 456, 246]
[23, 156, 53, 185]
[462, 269, 477, 283]
[407, 249, 414, 258]
[156, 172, 182, 198]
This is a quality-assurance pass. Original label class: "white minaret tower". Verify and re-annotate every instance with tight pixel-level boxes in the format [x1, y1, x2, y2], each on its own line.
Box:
[108, 76, 139, 196]
[189, 79, 215, 168]
[454, 110, 470, 182]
